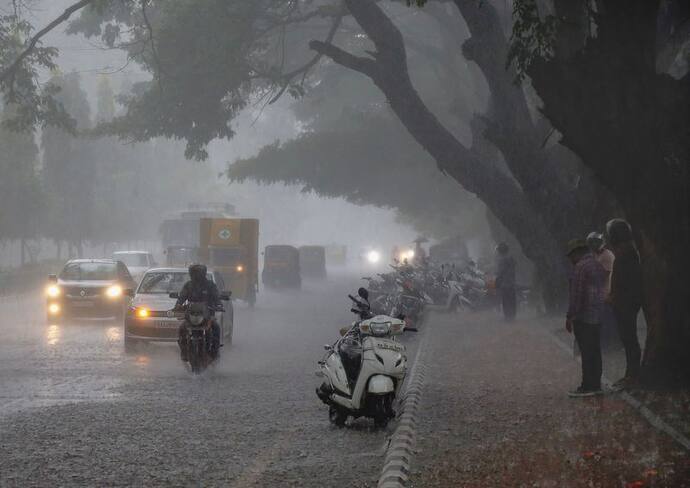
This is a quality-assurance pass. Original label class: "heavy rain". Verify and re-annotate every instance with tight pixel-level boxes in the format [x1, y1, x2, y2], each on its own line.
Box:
[0, 1, 688, 487]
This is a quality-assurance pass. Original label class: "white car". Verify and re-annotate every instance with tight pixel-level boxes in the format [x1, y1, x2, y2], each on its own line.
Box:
[112, 251, 156, 283]
[124, 267, 234, 353]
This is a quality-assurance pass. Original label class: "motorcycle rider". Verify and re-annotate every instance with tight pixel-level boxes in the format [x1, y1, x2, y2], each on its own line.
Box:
[175, 263, 222, 361]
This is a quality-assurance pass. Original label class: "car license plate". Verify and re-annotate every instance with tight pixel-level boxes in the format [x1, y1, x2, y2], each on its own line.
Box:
[156, 321, 178, 328]
[72, 301, 94, 308]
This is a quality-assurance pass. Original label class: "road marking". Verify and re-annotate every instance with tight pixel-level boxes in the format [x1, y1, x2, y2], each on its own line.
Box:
[546, 328, 690, 451]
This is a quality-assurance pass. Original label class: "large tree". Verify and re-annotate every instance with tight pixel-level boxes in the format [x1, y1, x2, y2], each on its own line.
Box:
[510, 0, 690, 381]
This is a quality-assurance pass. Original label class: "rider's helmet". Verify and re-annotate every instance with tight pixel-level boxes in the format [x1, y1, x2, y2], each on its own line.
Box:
[187, 302, 207, 326]
[188, 263, 207, 284]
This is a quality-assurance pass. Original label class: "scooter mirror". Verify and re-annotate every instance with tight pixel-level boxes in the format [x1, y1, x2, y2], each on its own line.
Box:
[357, 287, 369, 301]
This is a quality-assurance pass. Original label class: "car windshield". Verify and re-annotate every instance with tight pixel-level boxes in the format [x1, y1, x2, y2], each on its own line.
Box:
[137, 272, 189, 294]
[60, 262, 118, 281]
[114, 253, 149, 267]
[210, 248, 243, 266]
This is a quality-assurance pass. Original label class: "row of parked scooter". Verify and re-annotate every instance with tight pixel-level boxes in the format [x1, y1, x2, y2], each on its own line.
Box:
[361, 259, 500, 328]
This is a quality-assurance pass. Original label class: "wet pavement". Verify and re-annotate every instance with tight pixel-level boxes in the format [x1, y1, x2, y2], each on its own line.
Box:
[0, 274, 418, 487]
[408, 311, 690, 488]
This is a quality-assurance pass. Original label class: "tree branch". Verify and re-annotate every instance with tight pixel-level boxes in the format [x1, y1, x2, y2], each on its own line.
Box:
[268, 13, 344, 104]
[0, 0, 95, 84]
[308, 40, 376, 76]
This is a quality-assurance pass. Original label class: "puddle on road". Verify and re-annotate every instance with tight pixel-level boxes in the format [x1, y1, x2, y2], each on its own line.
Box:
[45, 324, 61, 346]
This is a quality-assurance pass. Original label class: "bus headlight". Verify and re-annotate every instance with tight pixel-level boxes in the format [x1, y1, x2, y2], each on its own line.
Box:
[46, 285, 61, 298]
[106, 285, 122, 298]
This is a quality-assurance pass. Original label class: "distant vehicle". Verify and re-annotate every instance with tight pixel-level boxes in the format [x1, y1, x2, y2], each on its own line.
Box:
[299, 245, 327, 280]
[198, 218, 259, 306]
[45, 259, 136, 321]
[112, 251, 156, 282]
[262, 245, 301, 288]
[124, 267, 233, 353]
[160, 204, 235, 267]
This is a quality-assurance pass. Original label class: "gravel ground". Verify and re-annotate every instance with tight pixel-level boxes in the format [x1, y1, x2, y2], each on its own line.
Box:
[408, 310, 690, 488]
[0, 275, 419, 487]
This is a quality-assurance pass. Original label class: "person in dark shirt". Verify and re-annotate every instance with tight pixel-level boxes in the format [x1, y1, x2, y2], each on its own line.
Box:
[175, 264, 222, 362]
[495, 242, 517, 321]
[606, 219, 643, 388]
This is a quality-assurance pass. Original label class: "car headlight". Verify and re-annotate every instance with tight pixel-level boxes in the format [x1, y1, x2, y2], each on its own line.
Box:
[135, 307, 149, 318]
[236, 264, 244, 272]
[106, 285, 122, 298]
[48, 303, 60, 314]
[367, 250, 381, 264]
[46, 285, 61, 298]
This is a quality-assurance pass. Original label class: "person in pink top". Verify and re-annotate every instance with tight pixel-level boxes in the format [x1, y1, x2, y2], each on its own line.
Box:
[587, 232, 618, 350]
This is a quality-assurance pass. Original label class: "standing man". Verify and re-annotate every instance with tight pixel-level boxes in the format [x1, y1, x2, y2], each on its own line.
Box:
[587, 232, 617, 349]
[495, 242, 516, 321]
[566, 239, 607, 397]
[606, 219, 643, 388]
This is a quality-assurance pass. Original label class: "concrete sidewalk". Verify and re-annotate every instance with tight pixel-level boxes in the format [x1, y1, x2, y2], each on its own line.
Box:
[407, 311, 690, 487]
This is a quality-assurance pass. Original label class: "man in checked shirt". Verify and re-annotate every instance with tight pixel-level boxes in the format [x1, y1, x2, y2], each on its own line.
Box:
[565, 238, 608, 397]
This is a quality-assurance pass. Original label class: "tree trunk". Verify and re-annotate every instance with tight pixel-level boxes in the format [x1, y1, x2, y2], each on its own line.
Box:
[310, 0, 570, 312]
[526, 0, 690, 381]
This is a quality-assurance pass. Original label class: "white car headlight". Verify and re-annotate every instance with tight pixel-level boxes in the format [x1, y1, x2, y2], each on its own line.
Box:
[106, 285, 122, 298]
[367, 250, 381, 264]
[46, 285, 61, 298]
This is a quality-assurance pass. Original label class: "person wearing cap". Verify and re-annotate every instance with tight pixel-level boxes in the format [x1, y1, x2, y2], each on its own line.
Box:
[606, 219, 643, 388]
[495, 242, 517, 321]
[587, 232, 617, 349]
[566, 238, 607, 397]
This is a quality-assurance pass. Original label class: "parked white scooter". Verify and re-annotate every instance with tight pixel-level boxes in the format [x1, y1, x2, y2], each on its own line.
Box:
[316, 288, 416, 428]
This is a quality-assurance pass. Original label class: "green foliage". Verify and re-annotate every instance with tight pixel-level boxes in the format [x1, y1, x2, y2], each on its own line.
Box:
[229, 111, 488, 239]
[0, 15, 74, 132]
[68, 0, 336, 160]
[507, 0, 558, 82]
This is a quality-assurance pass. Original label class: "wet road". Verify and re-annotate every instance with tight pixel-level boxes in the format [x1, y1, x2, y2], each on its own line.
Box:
[0, 273, 417, 487]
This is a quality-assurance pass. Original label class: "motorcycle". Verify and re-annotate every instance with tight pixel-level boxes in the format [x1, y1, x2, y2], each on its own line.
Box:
[316, 288, 415, 428]
[169, 293, 227, 374]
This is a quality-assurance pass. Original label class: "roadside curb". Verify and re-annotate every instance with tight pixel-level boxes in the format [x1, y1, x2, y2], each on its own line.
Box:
[378, 322, 430, 488]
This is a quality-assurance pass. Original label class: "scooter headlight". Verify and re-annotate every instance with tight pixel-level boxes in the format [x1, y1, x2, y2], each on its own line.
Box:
[370, 322, 390, 337]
